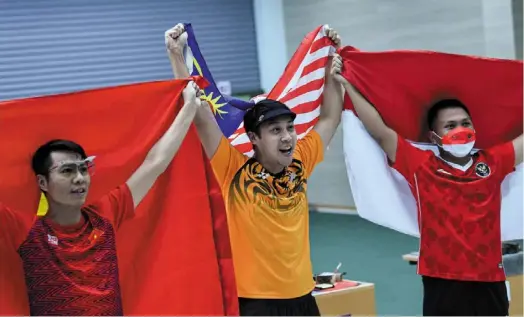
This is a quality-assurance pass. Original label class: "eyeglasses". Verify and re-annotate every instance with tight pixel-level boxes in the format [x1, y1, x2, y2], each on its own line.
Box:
[48, 156, 96, 177]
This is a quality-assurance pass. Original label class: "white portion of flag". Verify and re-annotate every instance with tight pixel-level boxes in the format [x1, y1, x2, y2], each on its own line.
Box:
[342, 110, 523, 240]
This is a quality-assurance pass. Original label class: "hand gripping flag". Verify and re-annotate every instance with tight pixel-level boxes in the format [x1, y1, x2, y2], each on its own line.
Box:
[0, 77, 238, 315]
[183, 23, 336, 156]
[339, 46, 523, 240]
[183, 23, 254, 138]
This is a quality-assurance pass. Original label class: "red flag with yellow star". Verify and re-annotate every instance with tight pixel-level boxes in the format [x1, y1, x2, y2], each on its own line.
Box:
[0, 79, 237, 315]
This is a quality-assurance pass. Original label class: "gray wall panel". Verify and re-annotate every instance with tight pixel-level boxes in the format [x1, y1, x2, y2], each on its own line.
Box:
[0, 0, 260, 101]
[512, 0, 523, 60]
[283, 0, 516, 209]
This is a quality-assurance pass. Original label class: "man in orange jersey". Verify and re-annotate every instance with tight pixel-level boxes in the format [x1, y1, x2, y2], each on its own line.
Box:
[165, 24, 344, 316]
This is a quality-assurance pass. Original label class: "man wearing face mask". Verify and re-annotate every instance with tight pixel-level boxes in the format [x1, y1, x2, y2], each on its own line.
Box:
[333, 58, 523, 316]
[165, 24, 344, 316]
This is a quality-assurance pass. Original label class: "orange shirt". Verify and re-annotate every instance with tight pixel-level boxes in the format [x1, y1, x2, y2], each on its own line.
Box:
[210, 130, 324, 299]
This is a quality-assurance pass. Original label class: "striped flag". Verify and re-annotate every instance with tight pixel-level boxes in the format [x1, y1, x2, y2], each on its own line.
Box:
[228, 25, 335, 156]
[183, 24, 335, 155]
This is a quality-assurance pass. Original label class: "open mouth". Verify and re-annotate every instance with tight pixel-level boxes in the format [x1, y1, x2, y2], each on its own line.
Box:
[279, 147, 293, 156]
[71, 188, 86, 195]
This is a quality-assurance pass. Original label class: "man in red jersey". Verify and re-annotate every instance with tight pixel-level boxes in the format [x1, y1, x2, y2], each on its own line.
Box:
[332, 57, 523, 315]
[0, 81, 203, 316]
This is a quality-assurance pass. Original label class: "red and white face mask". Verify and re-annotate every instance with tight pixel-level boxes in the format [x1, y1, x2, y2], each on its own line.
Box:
[433, 127, 476, 157]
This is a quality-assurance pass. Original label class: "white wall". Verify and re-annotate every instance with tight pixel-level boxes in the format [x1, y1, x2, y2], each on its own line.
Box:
[282, 0, 519, 211]
[482, 0, 516, 59]
[253, 0, 288, 93]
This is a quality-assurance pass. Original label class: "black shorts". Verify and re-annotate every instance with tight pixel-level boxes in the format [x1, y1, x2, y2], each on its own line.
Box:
[422, 275, 509, 316]
[238, 292, 320, 316]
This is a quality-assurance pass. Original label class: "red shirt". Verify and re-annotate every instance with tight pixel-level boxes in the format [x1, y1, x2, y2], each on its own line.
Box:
[391, 136, 515, 282]
[0, 185, 134, 316]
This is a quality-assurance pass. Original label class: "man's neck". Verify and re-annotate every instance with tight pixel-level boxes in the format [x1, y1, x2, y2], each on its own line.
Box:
[438, 149, 472, 166]
[47, 200, 83, 226]
[254, 153, 285, 175]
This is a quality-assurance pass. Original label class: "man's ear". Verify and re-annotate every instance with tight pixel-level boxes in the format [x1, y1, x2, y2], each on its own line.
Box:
[247, 131, 258, 145]
[37, 175, 48, 192]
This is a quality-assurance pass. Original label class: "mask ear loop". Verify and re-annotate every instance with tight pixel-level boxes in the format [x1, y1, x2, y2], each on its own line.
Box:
[431, 131, 443, 148]
[84, 156, 96, 176]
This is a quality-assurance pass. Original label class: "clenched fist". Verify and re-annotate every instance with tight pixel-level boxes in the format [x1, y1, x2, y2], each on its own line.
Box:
[325, 25, 341, 49]
[165, 23, 188, 56]
[182, 81, 203, 109]
[330, 53, 348, 85]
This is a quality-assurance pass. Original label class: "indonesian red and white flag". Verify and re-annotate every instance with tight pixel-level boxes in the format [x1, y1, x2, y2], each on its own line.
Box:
[339, 47, 523, 240]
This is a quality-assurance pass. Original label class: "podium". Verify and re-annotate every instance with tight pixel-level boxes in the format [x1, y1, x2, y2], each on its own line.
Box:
[313, 280, 377, 316]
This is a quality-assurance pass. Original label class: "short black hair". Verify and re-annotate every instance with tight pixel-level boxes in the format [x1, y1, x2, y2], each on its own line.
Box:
[31, 139, 87, 177]
[426, 99, 471, 130]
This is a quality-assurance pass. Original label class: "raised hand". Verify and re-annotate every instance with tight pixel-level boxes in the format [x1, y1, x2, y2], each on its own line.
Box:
[330, 53, 348, 85]
[182, 81, 203, 109]
[165, 23, 188, 56]
[325, 26, 341, 49]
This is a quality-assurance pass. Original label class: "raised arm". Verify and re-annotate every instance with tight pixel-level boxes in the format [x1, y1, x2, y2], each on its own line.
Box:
[165, 24, 222, 159]
[125, 81, 202, 208]
[313, 27, 344, 149]
[513, 134, 523, 166]
[332, 62, 398, 162]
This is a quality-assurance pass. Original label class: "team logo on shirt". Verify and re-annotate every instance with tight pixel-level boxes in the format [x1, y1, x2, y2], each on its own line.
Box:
[88, 228, 104, 244]
[475, 162, 490, 178]
[256, 172, 269, 180]
[47, 234, 58, 245]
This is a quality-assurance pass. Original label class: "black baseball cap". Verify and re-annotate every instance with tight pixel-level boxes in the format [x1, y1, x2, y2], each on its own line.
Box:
[243, 99, 296, 133]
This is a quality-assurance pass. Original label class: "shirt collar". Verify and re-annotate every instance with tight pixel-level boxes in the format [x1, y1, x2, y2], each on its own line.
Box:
[437, 155, 473, 172]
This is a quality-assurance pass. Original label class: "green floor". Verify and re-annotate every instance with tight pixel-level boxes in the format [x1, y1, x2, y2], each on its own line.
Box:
[309, 212, 423, 316]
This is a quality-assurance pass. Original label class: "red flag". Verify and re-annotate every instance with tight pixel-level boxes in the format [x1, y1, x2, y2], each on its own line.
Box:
[338, 47, 523, 241]
[339, 47, 523, 148]
[0, 79, 238, 315]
